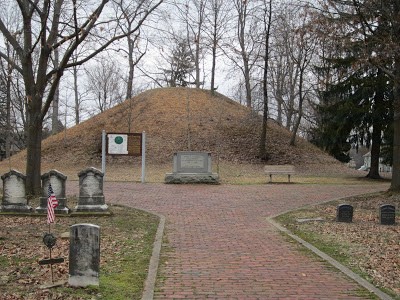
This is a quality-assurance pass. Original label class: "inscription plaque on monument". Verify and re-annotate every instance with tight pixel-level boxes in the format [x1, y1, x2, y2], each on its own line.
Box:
[380, 204, 396, 225]
[165, 151, 219, 184]
[336, 204, 353, 223]
[176, 152, 210, 173]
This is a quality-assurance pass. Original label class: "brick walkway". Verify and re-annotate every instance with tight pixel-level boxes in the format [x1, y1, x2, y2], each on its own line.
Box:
[94, 182, 388, 299]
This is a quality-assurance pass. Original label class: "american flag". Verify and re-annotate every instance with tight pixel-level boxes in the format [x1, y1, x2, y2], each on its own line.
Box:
[47, 183, 58, 224]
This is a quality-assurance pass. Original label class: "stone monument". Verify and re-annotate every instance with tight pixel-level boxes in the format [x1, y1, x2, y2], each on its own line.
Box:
[36, 170, 70, 214]
[165, 151, 219, 184]
[68, 224, 100, 287]
[75, 167, 108, 212]
[1, 170, 32, 212]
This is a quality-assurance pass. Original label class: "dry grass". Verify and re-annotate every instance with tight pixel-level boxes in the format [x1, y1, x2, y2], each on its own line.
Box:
[0, 87, 365, 180]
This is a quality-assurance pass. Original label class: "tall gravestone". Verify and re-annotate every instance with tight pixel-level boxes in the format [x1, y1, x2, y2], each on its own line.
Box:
[1, 170, 31, 212]
[75, 167, 108, 212]
[36, 170, 70, 214]
[165, 151, 219, 184]
[68, 224, 100, 287]
[380, 204, 396, 225]
[336, 204, 353, 223]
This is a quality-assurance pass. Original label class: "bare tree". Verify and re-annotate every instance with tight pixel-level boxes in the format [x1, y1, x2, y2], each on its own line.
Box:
[259, 0, 273, 160]
[289, 5, 317, 146]
[205, 0, 230, 94]
[112, 0, 149, 100]
[0, 0, 164, 195]
[229, 0, 261, 108]
[173, 0, 207, 88]
[85, 58, 125, 114]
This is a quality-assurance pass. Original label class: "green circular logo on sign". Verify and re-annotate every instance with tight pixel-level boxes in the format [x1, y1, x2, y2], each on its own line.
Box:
[114, 136, 124, 144]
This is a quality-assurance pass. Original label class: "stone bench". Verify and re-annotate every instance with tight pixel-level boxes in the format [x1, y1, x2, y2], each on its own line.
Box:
[264, 165, 295, 183]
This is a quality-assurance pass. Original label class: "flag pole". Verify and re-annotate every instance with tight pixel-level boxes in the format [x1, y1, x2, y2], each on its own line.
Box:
[49, 240, 54, 283]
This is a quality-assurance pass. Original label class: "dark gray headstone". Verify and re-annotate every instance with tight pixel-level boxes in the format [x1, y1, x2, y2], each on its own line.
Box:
[68, 224, 100, 287]
[75, 167, 108, 212]
[380, 204, 396, 225]
[336, 204, 353, 223]
[1, 170, 31, 212]
[36, 170, 69, 214]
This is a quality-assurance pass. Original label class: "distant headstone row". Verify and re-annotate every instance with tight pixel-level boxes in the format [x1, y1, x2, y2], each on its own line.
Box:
[0, 167, 108, 214]
[337, 204, 396, 225]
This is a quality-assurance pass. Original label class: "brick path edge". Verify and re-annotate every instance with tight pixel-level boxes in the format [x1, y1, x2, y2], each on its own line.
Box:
[267, 218, 394, 300]
[140, 209, 166, 300]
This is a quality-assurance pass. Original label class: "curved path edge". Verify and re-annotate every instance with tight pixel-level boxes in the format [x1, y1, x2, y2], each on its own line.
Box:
[141, 210, 166, 300]
[267, 217, 394, 300]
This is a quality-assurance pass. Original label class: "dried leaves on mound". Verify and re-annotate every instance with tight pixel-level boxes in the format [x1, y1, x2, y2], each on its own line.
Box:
[0, 87, 351, 175]
[279, 192, 400, 298]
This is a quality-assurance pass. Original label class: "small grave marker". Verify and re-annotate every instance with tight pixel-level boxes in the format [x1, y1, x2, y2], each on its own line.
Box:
[39, 233, 64, 283]
[380, 204, 396, 225]
[336, 204, 353, 223]
[68, 224, 100, 287]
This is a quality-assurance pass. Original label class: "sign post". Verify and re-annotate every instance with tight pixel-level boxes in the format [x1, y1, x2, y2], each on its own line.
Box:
[102, 131, 145, 182]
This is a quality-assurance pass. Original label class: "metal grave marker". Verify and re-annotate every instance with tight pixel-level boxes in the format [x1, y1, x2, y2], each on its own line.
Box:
[336, 204, 353, 223]
[380, 204, 396, 225]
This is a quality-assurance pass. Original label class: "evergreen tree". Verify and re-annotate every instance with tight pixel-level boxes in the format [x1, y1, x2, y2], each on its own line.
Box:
[313, 53, 393, 171]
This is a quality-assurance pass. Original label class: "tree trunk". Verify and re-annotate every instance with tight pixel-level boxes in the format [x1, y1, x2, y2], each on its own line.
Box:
[73, 65, 80, 125]
[259, 0, 272, 160]
[5, 57, 12, 158]
[391, 63, 400, 191]
[244, 62, 252, 108]
[195, 36, 201, 88]
[367, 122, 382, 179]
[367, 71, 384, 179]
[390, 2, 400, 191]
[126, 36, 134, 100]
[25, 105, 43, 197]
[52, 48, 60, 135]
[211, 35, 217, 94]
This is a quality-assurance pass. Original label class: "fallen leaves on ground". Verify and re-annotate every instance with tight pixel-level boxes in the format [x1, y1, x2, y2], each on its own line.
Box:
[0, 205, 158, 300]
[286, 192, 400, 297]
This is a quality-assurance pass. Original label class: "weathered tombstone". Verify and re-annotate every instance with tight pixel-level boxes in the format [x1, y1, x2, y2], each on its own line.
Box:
[36, 170, 69, 214]
[165, 151, 219, 184]
[380, 204, 396, 225]
[336, 204, 353, 223]
[68, 224, 100, 287]
[1, 170, 32, 212]
[75, 167, 108, 212]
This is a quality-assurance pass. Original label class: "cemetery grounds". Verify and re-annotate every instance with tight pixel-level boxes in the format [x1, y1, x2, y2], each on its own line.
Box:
[0, 164, 399, 299]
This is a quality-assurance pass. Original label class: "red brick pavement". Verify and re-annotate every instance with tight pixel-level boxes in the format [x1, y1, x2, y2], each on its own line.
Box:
[70, 181, 389, 299]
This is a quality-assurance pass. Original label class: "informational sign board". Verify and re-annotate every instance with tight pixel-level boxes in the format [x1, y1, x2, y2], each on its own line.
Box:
[107, 133, 142, 156]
